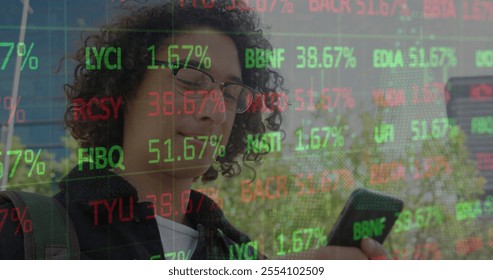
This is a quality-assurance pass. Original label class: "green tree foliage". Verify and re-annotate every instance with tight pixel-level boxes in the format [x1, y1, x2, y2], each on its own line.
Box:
[194, 106, 488, 259]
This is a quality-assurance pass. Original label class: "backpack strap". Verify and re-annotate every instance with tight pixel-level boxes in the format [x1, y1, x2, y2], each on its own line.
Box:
[0, 191, 80, 259]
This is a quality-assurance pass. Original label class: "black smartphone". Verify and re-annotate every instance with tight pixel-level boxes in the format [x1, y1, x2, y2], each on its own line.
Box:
[326, 188, 404, 247]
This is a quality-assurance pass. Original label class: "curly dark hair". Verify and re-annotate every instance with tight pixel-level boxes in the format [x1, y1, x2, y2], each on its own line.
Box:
[64, 0, 285, 183]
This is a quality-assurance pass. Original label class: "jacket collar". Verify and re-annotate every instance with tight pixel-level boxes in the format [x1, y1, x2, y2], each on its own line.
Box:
[58, 164, 138, 207]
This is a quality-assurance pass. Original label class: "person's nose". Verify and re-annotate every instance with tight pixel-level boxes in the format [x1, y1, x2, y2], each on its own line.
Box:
[195, 84, 227, 125]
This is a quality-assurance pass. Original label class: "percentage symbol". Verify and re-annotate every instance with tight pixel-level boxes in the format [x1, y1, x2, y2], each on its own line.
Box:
[314, 227, 327, 247]
[24, 149, 46, 177]
[449, 125, 460, 140]
[207, 187, 224, 208]
[3, 96, 26, 125]
[446, 49, 457, 67]
[185, 249, 192, 260]
[280, 0, 294, 13]
[202, 187, 223, 210]
[269, 0, 276, 12]
[195, 45, 212, 69]
[400, 3, 410, 16]
[433, 207, 445, 225]
[341, 88, 355, 109]
[207, 187, 220, 200]
[17, 42, 38, 71]
[216, 197, 224, 208]
[209, 90, 226, 113]
[209, 135, 226, 158]
[10, 207, 32, 235]
[343, 47, 357, 68]
[323, 95, 332, 110]
[331, 127, 344, 148]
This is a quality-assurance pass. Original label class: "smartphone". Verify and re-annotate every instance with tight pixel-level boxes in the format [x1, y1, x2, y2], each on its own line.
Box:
[326, 188, 404, 247]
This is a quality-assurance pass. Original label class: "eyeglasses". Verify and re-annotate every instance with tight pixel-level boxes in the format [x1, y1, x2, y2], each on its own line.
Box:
[155, 61, 257, 113]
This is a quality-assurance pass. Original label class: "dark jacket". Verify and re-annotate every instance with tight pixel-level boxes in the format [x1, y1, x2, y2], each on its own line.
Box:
[0, 166, 260, 260]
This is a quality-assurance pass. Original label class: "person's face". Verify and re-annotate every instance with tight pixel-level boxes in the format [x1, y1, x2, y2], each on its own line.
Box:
[122, 27, 241, 179]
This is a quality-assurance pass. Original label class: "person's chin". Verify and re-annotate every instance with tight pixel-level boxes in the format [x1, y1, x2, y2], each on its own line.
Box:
[160, 159, 212, 179]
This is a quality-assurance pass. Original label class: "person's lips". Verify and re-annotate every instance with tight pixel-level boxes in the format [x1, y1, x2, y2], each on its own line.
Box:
[178, 132, 214, 145]
[178, 132, 212, 139]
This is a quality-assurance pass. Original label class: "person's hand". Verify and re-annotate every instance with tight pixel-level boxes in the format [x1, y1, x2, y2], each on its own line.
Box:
[275, 238, 389, 260]
[359, 238, 389, 260]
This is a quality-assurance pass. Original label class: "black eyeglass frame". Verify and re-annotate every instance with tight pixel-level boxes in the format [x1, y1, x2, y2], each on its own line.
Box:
[154, 60, 258, 113]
